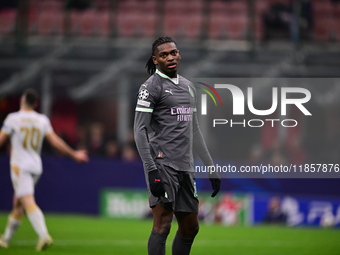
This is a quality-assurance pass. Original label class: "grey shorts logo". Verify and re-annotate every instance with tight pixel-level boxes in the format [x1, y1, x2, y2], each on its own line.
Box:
[194, 182, 198, 198]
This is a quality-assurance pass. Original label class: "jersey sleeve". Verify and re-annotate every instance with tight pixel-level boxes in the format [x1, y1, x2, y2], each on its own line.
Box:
[1, 114, 14, 136]
[134, 82, 160, 172]
[135, 82, 160, 114]
[43, 115, 54, 137]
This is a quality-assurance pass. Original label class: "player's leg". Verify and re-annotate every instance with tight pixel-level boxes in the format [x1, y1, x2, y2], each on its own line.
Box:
[148, 203, 174, 255]
[0, 194, 24, 248]
[20, 194, 53, 251]
[18, 173, 52, 251]
[172, 171, 199, 255]
[172, 212, 199, 255]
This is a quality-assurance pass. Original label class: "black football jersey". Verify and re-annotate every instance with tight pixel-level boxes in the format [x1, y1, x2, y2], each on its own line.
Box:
[134, 69, 213, 172]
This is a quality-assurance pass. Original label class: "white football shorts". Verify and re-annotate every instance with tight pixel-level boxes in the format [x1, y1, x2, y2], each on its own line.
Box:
[10, 166, 41, 198]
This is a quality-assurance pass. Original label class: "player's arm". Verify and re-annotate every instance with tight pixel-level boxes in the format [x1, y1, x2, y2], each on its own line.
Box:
[193, 112, 221, 197]
[134, 112, 157, 172]
[0, 116, 12, 148]
[134, 109, 165, 197]
[0, 131, 9, 148]
[45, 132, 89, 163]
[133, 94, 165, 197]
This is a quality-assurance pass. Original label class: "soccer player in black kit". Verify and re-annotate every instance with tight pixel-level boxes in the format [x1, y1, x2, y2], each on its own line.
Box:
[134, 37, 221, 255]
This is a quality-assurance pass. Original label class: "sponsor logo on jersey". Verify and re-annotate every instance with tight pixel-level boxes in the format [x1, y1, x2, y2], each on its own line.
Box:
[165, 89, 173, 95]
[171, 107, 193, 122]
[137, 99, 151, 107]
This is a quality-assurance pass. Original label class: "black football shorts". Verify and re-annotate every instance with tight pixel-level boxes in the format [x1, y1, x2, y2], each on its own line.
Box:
[144, 161, 199, 213]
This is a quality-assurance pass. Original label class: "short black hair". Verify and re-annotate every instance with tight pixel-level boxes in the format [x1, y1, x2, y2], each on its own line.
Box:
[145, 36, 177, 75]
[23, 89, 39, 108]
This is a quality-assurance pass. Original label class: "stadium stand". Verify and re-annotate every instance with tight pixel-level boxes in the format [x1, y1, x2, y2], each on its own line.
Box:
[0, 0, 339, 42]
[0, 8, 17, 34]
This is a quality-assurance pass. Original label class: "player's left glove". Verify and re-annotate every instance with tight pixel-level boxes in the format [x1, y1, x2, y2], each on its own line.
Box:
[209, 166, 221, 197]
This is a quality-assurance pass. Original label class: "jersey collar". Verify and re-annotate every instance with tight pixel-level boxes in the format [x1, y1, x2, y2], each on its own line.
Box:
[156, 69, 179, 85]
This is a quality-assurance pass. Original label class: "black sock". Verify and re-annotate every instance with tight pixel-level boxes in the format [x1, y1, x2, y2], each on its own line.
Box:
[172, 231, 195, 255]
[148, 230, 168, 255]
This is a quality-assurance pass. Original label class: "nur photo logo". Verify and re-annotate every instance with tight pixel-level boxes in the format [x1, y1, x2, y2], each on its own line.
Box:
[195, 80, 312, 128]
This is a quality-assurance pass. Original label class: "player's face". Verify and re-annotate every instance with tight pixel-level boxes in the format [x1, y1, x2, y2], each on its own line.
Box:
[152, 42, 181, 78]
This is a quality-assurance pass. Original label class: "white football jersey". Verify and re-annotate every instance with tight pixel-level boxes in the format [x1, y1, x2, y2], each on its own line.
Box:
[1, 110, 53, 173]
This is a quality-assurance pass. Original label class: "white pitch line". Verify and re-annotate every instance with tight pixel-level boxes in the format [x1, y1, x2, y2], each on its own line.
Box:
[11, 239, 322, 247]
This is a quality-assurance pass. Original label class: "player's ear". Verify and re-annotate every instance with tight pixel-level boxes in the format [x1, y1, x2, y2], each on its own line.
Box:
[152, 55, 157, 65]
[178, 50, 181, 59]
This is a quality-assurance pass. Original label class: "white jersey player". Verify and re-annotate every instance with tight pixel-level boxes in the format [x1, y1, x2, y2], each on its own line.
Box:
[0, 89, 89, 251]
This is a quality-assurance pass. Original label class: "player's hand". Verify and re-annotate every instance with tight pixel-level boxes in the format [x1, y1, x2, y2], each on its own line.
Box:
[73, 150, 89, 163]
[209, 166, 221, 197]
[148, 170, 165, 197]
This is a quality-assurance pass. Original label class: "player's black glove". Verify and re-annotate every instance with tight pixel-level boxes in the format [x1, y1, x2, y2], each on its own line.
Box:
[148, 170, 165, 197]
[209, 166, 221, 197]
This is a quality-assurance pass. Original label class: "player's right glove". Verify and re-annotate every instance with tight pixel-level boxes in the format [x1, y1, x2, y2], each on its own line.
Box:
[209, 166, 221, 198]
[148, 170, 166, 197]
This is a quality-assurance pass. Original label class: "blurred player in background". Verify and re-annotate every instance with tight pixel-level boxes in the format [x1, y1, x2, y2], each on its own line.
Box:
[0, 89, 89, 251]
[134, 37, 221, 255]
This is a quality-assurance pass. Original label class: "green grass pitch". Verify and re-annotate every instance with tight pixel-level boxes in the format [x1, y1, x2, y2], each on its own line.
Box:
[0, 213, 340, 255]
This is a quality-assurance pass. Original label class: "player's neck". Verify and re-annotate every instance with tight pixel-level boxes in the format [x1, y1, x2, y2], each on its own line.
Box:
[20, 105, 34, 112]
[158, 69, 177, 79]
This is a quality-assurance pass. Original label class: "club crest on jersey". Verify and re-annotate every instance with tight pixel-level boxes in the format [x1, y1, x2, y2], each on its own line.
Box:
[188, 86, 194, 98]
[138, 89, 149, 100]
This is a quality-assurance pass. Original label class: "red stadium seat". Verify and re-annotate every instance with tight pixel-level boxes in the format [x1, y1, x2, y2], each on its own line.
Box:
[28, 8, 39, 35]
[78, 10, 110, 37]
[164, 13, 203, 39]
[209, 14, 248, 40]
[313, 17, 334, 41]
[79, 10, 96, 36]
[117, 12, 156, 37]
[164, 0, 202, 14]
[39, 0, 63, 11]
[116, 0, 156, 37]
[70, 10, 82, 36]
[95, 0, 110, 10]
[118, 0, 156, 13]
[335, 3, 340, 17]
[227, 1, 247, 16]
[210, 0, 228, 14]
[335, 18, 340, 42]
[256, 0, 270, 14]
[0, 9, 17, 34]
[255, 15, 264, 41]
[37, 10, 64, 35]
[312, 0, 332, 18]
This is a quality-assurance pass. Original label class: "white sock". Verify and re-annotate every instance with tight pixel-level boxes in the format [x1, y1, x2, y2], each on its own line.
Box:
[3, 214, 22, 243]
[26, 205, 49, 240]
